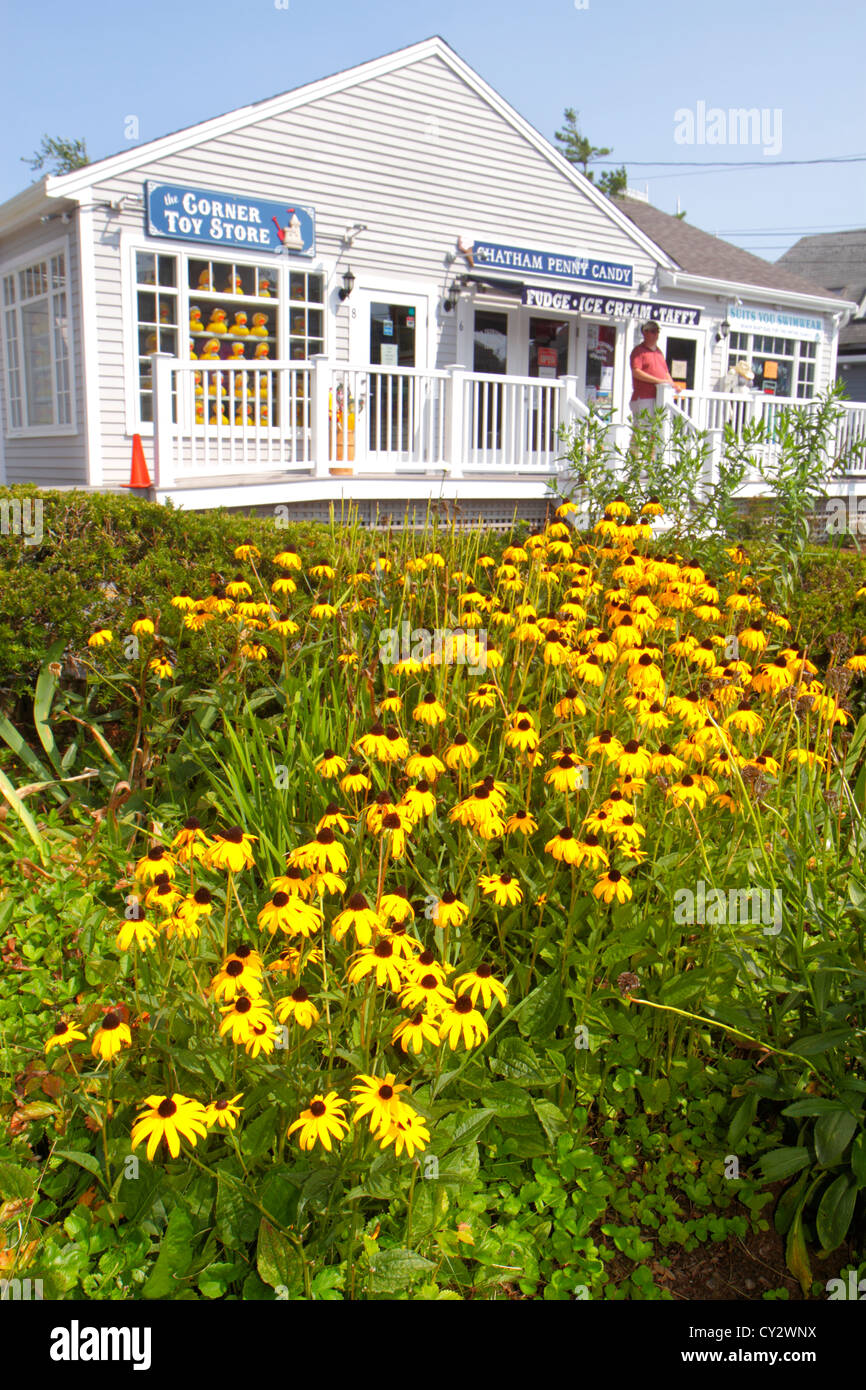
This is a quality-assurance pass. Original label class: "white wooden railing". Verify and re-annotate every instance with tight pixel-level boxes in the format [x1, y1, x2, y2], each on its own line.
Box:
[150, 354, 866, 491]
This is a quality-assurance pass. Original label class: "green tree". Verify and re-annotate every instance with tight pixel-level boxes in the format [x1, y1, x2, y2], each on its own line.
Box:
[22, 135, 89, 179]
[554, 109, 627, 196]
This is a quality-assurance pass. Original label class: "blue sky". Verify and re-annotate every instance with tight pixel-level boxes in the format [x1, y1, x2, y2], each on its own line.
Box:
[3, 0, 863, 260]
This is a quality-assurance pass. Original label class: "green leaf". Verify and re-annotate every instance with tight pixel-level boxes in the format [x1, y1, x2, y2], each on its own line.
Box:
[367, 1247, 434, 1294]
[0, 713, 65, 802]
[447, 1108, 495, 1150]
[33, 641, 65, 775]
[758, 1146, 810, 1182]
[816, 1174, 856, 1252]
[727, 1092, 759, 1148]
[814, 1110, 858, 1167]
[531, 1099, 567, 1145]
[479, 1081, 532, 1117]
[243, 1106, 279, 1160]
[197, 1261, 245, 1299]
[519, 973, 564, 1039]
[490, 1037, 559, 1087]
[216, 1171, 258, 1250]
[53, 1149, 105, 1188]
[792, 1029, 854, 1056]
[0, 1161, 35, 1200]
[256, 1219, 302, 1294]
[785, 1209, 812, 1295]
[658, 968, 714, 1007]
[851, 1132, 866, 1188]
[0, 767, 45, 854]
[143, 1204, 194, 1299]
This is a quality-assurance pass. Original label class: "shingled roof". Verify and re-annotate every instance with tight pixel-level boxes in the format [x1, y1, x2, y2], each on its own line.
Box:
[612, 195, 844, 301]
[777, 231, 866, 352]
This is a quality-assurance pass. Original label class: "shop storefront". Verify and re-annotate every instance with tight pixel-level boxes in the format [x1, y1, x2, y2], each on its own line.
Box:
[0, 37, 854, 510]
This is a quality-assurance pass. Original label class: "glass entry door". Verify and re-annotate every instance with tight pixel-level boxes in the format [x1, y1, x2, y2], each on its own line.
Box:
[366, 298, 424, 455]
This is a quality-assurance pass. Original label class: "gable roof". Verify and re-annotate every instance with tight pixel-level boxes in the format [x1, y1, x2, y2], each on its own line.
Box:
[17, 37, 668, 270]
[612, 194, 845, 302]
[777, 230, 866, 297]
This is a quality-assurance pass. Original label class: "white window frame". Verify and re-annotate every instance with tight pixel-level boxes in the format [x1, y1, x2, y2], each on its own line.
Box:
[726, 331, 818, 400]
[1, 238, 77, 437]
[121, 231, 331, 435]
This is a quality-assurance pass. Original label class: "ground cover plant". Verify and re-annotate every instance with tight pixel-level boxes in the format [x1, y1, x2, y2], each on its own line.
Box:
[1, 496, 866, 1300]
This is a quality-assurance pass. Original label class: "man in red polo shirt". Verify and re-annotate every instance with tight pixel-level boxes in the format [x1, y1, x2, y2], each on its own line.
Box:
[629, 322, 683, 427]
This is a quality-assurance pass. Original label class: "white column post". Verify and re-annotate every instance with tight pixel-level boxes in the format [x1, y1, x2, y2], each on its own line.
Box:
[151, 353, 175, 491]
[447, 364, 467, 478]
[310, 354, 330, 478]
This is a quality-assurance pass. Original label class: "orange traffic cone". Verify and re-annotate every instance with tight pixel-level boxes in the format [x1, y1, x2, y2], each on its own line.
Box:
[123, 434, 152, 488]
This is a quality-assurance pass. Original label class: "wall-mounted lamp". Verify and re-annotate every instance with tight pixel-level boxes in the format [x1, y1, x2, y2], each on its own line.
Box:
[443, 281, 463, 312]
[339, 267, 356, 301]
[715, 318, 731, 343]
[342, 223, 367, 247]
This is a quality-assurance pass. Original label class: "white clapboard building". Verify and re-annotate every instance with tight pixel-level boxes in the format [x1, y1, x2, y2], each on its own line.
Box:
[0, 36, 863, 523]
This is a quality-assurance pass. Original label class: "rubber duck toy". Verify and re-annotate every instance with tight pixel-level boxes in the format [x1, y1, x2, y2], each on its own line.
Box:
[144, 329, 158, 353]
[230, 311, 249, 337]
[229, 341, 246, 359]
[200, 338, 221, 359]
[205, 308, 228, 335]
[234, 403, 253, 426]
[258, 277, 272, 298]
[189, 306, 204, 335]
[250, 312, 269, 338]
[197, 268, 212, 292]
[223, 272, 243, 294]
[159, 303, 173, 324]
[210, 404, 230, 425]
[194, 371, 203, 397]
[195, 400, 205, 423]
[253, 341, 270, 360]
[257, 402, 270, 426]
[189, 343, 198, 360]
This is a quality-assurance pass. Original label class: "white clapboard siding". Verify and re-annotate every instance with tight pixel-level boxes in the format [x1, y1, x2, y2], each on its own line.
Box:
[78, 50, 660, 485]
[0, 218, 88, 486]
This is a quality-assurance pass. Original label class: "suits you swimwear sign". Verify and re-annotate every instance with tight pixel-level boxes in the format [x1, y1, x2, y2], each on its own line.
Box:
[146, 182, 315, 256]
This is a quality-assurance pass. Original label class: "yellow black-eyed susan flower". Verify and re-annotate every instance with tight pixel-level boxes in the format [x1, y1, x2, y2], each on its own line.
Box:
[287, 1093, 348, 1151]
[340, 763, 372, 795]
[131, 616, 155, 637]
[504, 809, 538, 836]
[378, 1108, 431, 1159]
[116, 907, 158, 952]
[207, 827, 257, 872]
[351, 1073, 412, 1136]
[170, 817, 210, 862]
[592, 869, 633, 904]
[92, 1009, 132, 1062]
[275, 987, 320, 1030]
[413, 692, 447, 726]
[544, 827, 582, 865]
[438, 995, 489, 1050]
[44, 1018, 87, 1054]
[392, 1011, 442, 1055]
[131, 1094, 208, 1160]
[405, 745, 446, 781]
[478, 872, 522, 907]
[443, 734, 480, 771]
[379, 887, 415, 924]
[134, 845, 176, 883]
[401, 780, 437, 824]
[453, 963, 507, 1008]
[204, 1095, 243, 1130]
[433, 890, 469, 928]
[257, 891, 323, 938]
[399, 971, 455, 1015]
[87, 629, 114, 648]
[289, 828, 348, 875]
[332, 892, 382, 945]
[219, 995, 274, 1046]
[347, 939, 407, 991]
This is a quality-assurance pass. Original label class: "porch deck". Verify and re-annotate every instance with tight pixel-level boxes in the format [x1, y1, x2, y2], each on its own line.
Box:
[149, 354, 866, 511]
